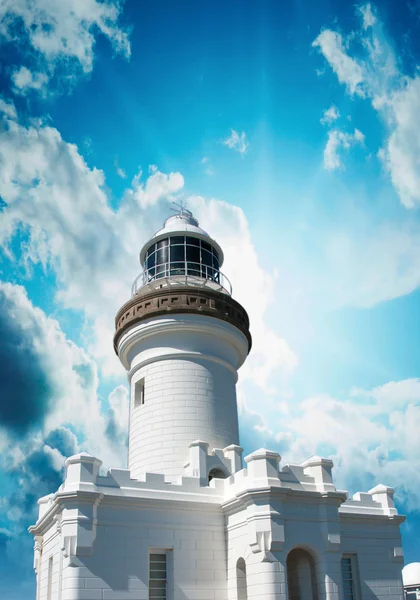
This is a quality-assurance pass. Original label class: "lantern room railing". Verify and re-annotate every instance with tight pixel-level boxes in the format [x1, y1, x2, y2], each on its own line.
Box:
[131, 261, 232, 296]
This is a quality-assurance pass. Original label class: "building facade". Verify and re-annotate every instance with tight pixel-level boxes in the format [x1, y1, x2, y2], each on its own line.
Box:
[30, 210, 406, 600]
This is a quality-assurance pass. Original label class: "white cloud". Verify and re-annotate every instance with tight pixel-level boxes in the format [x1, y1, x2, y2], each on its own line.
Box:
[359, 3, 376, 29]
[382, 77, 420, 208]
[277, 216, 420, 311]
[12, 66, 49, 94]
[189, 196, 298, 393]
[320, 104, 340, 125]
[0, 98, 17, 119]
[244, 378, 420, 510]
[323, 128, 365, 170]
[114, 157, 127, 179]
[223, 129, 249, 155]
[313, 4, 420, 208]
[0, 0, 130, 94]
[117, 166, 127, 179]
[312, 30, 365, 96]
[0, 111, 294, 395]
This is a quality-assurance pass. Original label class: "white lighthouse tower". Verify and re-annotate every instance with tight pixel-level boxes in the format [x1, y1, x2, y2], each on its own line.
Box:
[30, 207, 406, 600]
[114, 206, 251, 479]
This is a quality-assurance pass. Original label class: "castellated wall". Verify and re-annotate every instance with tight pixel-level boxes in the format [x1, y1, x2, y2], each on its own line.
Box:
[31, 450, 405, 600]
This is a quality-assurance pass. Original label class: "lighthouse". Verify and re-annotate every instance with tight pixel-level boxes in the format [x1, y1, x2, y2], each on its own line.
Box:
[113, 206, 251, 479]
[30, 207, 405, 600]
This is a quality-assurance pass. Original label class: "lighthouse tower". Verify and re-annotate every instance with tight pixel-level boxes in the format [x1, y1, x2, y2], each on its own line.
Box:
[113, 206, 252, 479]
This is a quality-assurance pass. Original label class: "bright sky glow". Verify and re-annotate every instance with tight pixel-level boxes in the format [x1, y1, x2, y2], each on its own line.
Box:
[1, 1, 420, 596]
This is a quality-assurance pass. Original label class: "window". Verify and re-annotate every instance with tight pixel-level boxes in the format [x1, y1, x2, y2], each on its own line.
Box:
[149, 553, 167, 599]
[341, 555, 359, 600]
[47, 556, 53, 600]
[143, 236, 220, 285]
[134, 378, 145, 408]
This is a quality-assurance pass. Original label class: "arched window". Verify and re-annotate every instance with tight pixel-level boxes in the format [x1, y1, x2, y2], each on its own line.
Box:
[287, 548, 318, 600]
[208, 468, 227, 483]
[236, 558, 248, 600]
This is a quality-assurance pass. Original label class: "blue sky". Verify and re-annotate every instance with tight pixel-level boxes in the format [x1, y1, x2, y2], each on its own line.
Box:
[1, 0, 420, 597]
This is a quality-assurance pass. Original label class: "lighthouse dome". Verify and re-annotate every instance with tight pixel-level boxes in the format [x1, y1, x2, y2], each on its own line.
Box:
[139, 210, 224, 266]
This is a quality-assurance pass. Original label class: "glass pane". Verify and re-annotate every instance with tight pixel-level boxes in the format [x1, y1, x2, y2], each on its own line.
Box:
[201, 241, 212, 252]
[146, 244, 156, 257]
[170, 245, 184, 262]
[170, 236, 184, 245]
[147, 267, 156, 280]
[150, 567, 166, 576]
[185, 245, 200, 264]
[187, 262, 201, 277]
[201, 249, 212, 267]
[156, 246, 168, 266]
[157, 238, 168, 249]
[149, 590, 166, 599]
[170, 261, 184, 275]
[147, 253, 156, 269]
[150, 576, 166, 590]
[207, 267, 218, 281]
[155, 264, 166, 278]
[186, 236, 200, 246]
[150, 554, 166, 562]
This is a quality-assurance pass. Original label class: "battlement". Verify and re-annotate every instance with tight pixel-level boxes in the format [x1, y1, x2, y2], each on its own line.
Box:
[33, 447, 403, 530]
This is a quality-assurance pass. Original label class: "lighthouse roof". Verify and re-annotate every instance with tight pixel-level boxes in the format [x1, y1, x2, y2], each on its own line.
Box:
[139, 211, 224, 266]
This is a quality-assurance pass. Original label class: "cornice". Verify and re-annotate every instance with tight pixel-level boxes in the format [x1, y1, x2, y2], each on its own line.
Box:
[114, 287, 252, 354]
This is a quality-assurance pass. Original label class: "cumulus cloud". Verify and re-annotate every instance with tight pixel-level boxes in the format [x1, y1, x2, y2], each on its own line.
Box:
[324, 128, 365, 170]
[313, 3, 420, 208]
[0, 282, 133, 583]
[0, 108, 294, 397]
[320, 104, 340, 125]
[242, 378, 420, 510]
[0, 284, 54, 434]
[0, 0, 130, 95]
[189, 196, 298, 393]
[0, 283, 125, 458]
[0, 112, 185, 375]
[223, 129, 249, 155]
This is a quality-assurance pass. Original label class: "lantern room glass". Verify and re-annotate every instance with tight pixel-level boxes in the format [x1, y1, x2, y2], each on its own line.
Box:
[145, 236, 220, 283]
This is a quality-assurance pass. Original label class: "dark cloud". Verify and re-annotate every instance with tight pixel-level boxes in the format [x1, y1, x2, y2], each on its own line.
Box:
[0, 288, 54, 435]
[45, 426, 78, 457]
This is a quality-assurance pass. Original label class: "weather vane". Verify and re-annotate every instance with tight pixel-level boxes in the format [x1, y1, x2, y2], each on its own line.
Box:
[171, 199, 192, 218]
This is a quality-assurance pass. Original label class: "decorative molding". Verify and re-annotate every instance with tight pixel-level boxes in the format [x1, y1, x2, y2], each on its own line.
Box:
[114, 287, 252, 353]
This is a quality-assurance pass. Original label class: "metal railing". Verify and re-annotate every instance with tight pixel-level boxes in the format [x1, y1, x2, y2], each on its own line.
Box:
[131, 261, 232, 296]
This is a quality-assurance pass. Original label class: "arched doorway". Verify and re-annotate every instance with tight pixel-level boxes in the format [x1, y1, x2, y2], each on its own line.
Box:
[236, 558, 248, 600]
[287, 548, 318, 600]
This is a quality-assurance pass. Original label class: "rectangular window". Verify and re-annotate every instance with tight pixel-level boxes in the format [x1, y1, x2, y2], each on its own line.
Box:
[134, 378, 145, 408]
[47, 556, 53, 600]
[341, 555, 359, 600]
[149, 553, 167, 599]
